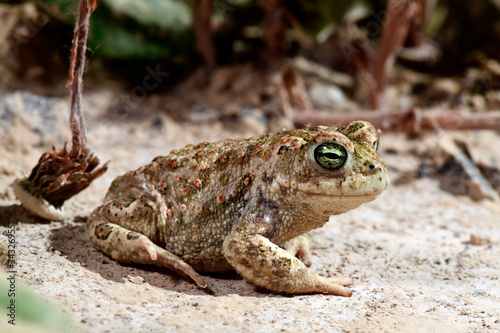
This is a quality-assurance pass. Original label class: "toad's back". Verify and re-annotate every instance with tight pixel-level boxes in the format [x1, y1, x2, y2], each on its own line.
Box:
[104, 135, 291, 271]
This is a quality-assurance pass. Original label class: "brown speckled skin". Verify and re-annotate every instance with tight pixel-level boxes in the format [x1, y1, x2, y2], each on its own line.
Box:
[86, 121, 389, 296]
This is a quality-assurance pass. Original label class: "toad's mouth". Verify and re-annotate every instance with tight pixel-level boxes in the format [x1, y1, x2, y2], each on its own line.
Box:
[275, 175, 389, 199]
[302, 191, 383, 199]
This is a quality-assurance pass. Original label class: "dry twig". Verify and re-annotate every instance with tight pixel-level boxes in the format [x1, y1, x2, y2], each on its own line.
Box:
[277, 65, 312, 118]
[189, 0, 216, 70]
[264, 0, 286, 62]
[373, 0, 422, 94]
[14, 0, 107, 220]
[349, 0, 423, 109]
[291, 56, 354, 88]
[293, 108, 500, 133]
[350, 37, 379, 109]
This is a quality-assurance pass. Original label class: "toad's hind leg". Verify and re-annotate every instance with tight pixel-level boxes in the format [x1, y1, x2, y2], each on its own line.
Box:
[86, 197, 206, 288]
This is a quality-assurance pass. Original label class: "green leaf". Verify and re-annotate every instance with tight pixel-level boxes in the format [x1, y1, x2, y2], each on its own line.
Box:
[102, 0, 192, 30]
[0, 274, 83, 332]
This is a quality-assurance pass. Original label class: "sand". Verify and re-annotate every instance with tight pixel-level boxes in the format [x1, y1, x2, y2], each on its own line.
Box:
[0, 90, 499, 332]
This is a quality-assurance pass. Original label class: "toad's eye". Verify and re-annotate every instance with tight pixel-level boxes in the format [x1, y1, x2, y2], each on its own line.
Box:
[373, 138, 380, 151]
[314, 143, 347, 170]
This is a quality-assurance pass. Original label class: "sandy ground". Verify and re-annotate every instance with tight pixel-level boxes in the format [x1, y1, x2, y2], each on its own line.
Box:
[1, 91, 499, 332]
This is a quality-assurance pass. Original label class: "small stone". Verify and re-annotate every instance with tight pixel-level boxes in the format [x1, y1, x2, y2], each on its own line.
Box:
[128, 275, 144, 285]
[0, 92, 71, 146]
[433, 136, 498, 201]
[239, 107, 267, 135]
[424, 78, 460, 103]
[0, 242, 10, 269]
[309, 82, 346, 108]
[187, 107, 219, 123]
[466, 131, 500, 195]
[485, 90, 500, 109]
[473, 289, 487, 296]
[465, 94, 486, 111]
[470, 234, 490, 246]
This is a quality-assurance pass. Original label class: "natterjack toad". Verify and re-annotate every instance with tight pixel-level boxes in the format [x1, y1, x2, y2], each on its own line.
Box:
[87, 121, 389, 296]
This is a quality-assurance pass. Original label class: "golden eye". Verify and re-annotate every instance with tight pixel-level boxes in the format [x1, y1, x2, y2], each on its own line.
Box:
[314, 143, 347, 170]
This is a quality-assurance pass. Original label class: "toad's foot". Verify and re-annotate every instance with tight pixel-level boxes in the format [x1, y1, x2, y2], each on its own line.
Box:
[313, 276, 353, 296]
[87, 210, 206, 288]
[223, 225, 352, 296]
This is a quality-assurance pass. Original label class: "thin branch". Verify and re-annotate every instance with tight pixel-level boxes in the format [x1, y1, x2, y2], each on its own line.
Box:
[264, 0, 286, 62]
[278, 65, 312, 118]
[293, 108, 500, 133]
[373, 0, 421, 95]
[189, 0, 216, 70]
[351, 37, 379, 109]
[349, 0, 423, 109]
[291, 57, 354, 88]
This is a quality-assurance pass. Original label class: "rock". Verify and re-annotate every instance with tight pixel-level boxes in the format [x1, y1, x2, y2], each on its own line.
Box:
[438, 136, 498, 201]
[238, 107, 267, 135]
[398, 42, 440, 63]
[423, 78, 460, 104]
[422, 135, 498, 201]
[186, 107, 220, 123]
[0, 91, 70, 148]
[463, 131, 500, 195]
[128, 275, 145, 285]
[485, 90, 500, 109]
[470, 234, 490, 246]
[0, 242, 12, 269]
[309, 82, 346, 108]
[464, 94, 486, 111]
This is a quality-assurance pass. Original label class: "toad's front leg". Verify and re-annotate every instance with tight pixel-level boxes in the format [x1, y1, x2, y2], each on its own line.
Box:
[86, 196, 206, 288]
[282, 233, 313, 267]
[222, 222, 352, 296]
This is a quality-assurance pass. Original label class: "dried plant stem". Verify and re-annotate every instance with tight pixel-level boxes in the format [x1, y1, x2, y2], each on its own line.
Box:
[293, 108, 500, 133]
[350, 38, 379, 109]
[189, 0, 216, 69]
[264, 0, 286, 62]
[68, 0, 93, 150]
[278, 65, 312, 118]
[349, 0, 422, 109]
[14, 0, 107, 220]
[373, 0, 422, 94]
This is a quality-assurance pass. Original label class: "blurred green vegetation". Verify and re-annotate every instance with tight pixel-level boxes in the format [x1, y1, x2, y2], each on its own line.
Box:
[23, 0, 500, 72]
[0, 273, 84, 333]
[39, 0, 195, 59]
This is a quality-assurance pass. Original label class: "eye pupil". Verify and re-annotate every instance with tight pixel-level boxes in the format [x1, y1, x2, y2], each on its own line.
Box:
[324, 153, 339, 159]
[314, 143, 347, 170]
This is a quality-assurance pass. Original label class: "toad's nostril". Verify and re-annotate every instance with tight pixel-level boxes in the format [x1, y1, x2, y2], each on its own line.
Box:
[369, 164, 375, 170]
